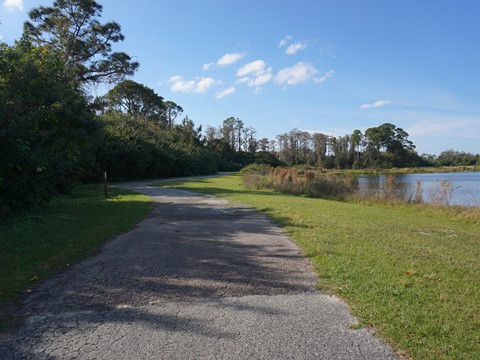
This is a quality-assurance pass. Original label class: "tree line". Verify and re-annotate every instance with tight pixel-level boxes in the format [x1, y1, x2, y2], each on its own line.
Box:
[0, 0, 220, 217]
[1, 0, 478, 218]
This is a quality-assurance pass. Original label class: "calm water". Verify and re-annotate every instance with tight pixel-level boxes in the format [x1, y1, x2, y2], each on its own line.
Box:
[357, 172, 480, 206]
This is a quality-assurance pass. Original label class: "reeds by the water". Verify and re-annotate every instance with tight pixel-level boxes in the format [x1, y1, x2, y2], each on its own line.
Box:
[242, 166, 358, 200]
[241, 164, 476, 207]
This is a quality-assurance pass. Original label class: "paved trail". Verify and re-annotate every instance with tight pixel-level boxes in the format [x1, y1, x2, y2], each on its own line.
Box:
[0, 180, 400, 359]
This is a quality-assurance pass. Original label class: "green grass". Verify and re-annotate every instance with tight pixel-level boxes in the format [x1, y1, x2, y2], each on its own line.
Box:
[159, 175, 480, 360]
[0, 184, 153, 325]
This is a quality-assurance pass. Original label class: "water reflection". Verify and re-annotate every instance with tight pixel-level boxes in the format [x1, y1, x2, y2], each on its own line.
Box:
[357, 172, 480, 206]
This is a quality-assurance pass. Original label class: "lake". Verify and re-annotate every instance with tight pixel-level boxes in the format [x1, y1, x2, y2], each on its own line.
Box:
[357, 172, 480, 206]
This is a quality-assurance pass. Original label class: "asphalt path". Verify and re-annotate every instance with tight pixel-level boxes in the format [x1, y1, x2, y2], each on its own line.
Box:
[0, 178, 401, 359]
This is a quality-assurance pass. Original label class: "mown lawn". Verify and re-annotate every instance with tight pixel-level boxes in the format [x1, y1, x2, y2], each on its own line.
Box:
[0, 184, 153, 327]
[160, 175, 480, 360]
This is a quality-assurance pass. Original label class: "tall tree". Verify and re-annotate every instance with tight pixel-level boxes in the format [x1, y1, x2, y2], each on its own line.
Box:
[331, 135, 350, 168]
[220, 117, 247, 152]
[235, 118, 244, 152]
[106, 80, 164, 122]
[221, 117, 237, 150]
[351, 129, 362, 164]
[175, 116, 203, 146]
[244, 126, 258, 153]
[312, 132, 329, 166]
[364, 123, 416, 167]
[204, 125, 218, 143]
[23, 0, 139, 84]
[258, 137, 270, 152]
[162, 101, 183, 130]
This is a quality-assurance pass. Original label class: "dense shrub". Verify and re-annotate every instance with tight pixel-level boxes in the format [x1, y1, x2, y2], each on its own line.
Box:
[171, 144, 217, 176]
[93, 115, 218, 182]
[0, 42, 94, 217]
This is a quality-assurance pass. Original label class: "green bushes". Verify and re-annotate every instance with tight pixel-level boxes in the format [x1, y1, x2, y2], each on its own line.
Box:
[93, 115, 218, 182]
[172, 144, 217, 176]
[1, 3, 224, 219]
[0, 42, 94, 218]
[0, 41, 218, 217]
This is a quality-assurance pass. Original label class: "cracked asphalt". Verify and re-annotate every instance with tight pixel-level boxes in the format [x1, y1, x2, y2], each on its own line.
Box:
[0, 179, 401, 359]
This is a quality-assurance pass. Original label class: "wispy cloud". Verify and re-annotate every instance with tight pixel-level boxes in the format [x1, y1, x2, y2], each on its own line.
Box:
[286, 42, 307, 55]
[407, 118, 477, 137]
[314, 70, 334, 83]
[216, 86, 236, 99]
[360, 100, 391, 109]
[274, 62, 319, 87]
[405, 115, 480, 154]
[236, 60, 273, 88]
[3, 0, 23, 11]
[278, 35, 292, 48]
[169, 75, 218, 93]
[203, 63, 214, 71]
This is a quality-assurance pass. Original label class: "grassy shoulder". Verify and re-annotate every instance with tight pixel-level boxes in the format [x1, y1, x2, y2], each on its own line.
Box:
[159, 175, 480, 360]
[0, 184, 153, 324]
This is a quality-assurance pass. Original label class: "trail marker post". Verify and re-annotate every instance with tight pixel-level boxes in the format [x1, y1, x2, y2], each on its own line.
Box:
[104, 171, 108, 198]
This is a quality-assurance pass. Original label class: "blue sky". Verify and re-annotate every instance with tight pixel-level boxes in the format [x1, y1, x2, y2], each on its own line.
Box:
[2, 0, 480, 155]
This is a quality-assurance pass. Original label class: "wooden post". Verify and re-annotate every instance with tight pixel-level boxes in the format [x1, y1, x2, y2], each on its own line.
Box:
[104, 171, 108, 198]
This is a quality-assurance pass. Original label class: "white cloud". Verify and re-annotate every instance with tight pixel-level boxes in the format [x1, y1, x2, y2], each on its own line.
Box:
[3, 0, 23, 11]
[216, 86, 236, 99]
[217, 52, 244, 67]
[237, 60, 266, 77]
[278, 35, 292, 48]
[170, 75, 196, 93]
[251, 72, 273, 86]
[203, 63, 214, 71]
[274, 62, 318, 86]
[237, 71, 273, 87]
[0, 34, 3, 40]
[236, 59, 273, 88]
[286, 42, 307, 55]
[314, 70, 334, 83]
[203, 52, 244, 70]
[236, 77, 250, 84]
[169, 75, 218, 93]
[360, 100, 391, 109]
[196, 77, 217, 93]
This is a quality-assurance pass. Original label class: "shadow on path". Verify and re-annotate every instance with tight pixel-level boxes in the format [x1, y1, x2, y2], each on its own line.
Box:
[0, 181, 401, 360]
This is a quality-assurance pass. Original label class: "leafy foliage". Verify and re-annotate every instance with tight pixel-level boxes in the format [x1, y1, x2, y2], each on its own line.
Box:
[434, 150, 480, 166]
[104, 80, 165, 123]
[274, 124, 423, 169]
[93, 114, 217, 181]
[23, 0, 139, 84]
[0, 41, 94, 217]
